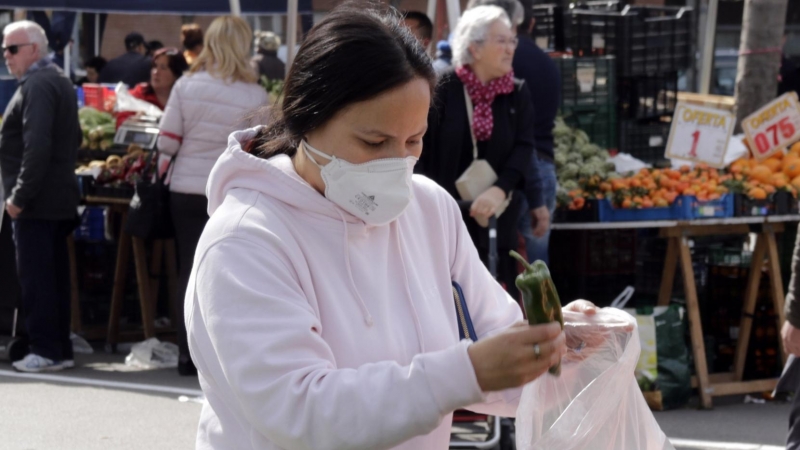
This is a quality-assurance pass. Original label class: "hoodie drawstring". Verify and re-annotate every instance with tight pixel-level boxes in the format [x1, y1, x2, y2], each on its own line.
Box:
[334, 209, 375, 327]
[395, 223, 426, 354]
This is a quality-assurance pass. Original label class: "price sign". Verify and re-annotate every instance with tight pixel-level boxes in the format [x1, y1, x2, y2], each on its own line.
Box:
[741, 92, 800, 160]
[665, 102, 736, 168]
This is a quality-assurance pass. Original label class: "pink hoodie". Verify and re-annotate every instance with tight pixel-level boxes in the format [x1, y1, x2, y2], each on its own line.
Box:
[187, 127, 524, 450]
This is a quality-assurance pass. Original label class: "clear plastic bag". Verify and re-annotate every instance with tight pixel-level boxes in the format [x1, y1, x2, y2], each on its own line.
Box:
[516, 308, 674, 450]
[124, 338, 179, 369]
[114, 82, 164, 118]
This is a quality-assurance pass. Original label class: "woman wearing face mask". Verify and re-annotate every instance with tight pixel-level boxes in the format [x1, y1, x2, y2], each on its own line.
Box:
[186, 5, 595, 449]
[419, 6, 538, 301]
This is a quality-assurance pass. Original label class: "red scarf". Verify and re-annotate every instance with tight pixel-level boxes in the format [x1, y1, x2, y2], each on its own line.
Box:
[455, 65, 515, 142]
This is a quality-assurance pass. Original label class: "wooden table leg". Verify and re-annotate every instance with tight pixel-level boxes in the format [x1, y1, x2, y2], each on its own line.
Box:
[67, 235, 82, 333]
[678, 235, 714, 409]
[132, 236, 155, 339]
[107, 212, 131, 348]
[658, 237, 679, 307]
[165, 239, 180, 330]
[766, 228, 788, 363]
[733, 233, 768, 382]
[149, 240, 164, 322]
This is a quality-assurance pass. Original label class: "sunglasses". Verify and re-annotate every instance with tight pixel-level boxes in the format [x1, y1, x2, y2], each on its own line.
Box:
[2, 43, 34, 55]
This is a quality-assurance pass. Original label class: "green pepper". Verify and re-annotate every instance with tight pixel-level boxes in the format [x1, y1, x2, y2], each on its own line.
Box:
[510, 251, 565, 376]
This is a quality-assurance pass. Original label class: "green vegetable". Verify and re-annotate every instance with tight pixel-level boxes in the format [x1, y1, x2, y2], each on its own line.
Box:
[509, 251, 565, 376]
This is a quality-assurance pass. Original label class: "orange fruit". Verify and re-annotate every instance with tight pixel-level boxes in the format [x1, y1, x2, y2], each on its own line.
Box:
[750, 165, 775, 184]
[773, 173, 789, 188]
[784, 157, 800, 178]
[748, 187, 768, 200]
[791, 142, 800, 156]
[792, 175, 800, 191]
[621, 198, 633, 209]
[764, 185, 777, 195]
[763, 158, 783, 173]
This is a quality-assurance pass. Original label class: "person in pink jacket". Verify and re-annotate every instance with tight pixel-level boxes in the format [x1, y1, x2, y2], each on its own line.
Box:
[187, 5, 596, 449]
[158, 16, 268, 376]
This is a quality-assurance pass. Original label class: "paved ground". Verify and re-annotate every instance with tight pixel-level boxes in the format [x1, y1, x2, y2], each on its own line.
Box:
[0, 349, 792, 450]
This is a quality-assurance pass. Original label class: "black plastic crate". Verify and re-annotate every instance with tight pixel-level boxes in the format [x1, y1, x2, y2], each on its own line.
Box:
[562, 104, 618, 150]
[618, 72, 679, 120]
[555, 56, 616, 108]
[532, 1, 621, 51]
[775, 190, 799, 215]
[532, 4, 565, 51]
[618, 118, 672, 166]
[567, 5, 694, 77]
[553, 198, 600, 223]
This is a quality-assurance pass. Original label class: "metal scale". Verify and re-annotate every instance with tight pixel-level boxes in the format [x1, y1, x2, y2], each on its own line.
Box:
[114, 115, 160, 150]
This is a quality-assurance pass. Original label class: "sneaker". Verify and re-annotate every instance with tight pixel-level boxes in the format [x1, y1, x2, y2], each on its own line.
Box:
[12, 354, 65, 373]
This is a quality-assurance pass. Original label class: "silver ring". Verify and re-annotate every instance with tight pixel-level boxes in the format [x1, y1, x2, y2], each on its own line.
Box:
[533, 343, 541, 358]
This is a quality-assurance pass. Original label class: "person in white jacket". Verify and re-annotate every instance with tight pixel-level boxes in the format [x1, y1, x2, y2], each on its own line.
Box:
[158, 15, 268, 376]
[188, 5, 596, 450]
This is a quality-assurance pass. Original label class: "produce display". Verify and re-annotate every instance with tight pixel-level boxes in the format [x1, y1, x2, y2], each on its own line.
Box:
[553, 117, 617, 211]
[555, 128, 800, 219]
[76, 144, 154, 193]
[725, 140, 800, 200]
[509, 250, 564, 376]
[79, 107, 116, 151]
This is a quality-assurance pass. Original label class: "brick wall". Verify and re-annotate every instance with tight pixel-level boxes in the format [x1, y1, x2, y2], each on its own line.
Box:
[100, 15, 215, 60]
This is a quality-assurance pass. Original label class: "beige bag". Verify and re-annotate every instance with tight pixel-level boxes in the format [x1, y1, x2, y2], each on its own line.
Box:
[455, 87, 511, 228]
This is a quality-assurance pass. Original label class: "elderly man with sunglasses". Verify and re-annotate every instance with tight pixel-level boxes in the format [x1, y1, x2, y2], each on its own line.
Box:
[0, 20, 81, 372]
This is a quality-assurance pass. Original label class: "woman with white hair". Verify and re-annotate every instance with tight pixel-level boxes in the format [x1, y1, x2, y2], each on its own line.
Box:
[419, 5, 539, 301]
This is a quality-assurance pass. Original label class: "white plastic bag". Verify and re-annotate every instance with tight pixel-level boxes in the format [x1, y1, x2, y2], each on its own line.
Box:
[516, 308, 674, 450]
[124, 338, 179, 369]
[114, 82, 164, 118]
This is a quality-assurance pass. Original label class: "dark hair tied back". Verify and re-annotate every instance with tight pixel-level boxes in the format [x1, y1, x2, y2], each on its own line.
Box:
[250, 2, 436, 159]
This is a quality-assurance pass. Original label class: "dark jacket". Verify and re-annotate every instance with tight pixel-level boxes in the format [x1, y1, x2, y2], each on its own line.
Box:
[252, 50, 286, 81]
[780, 55, 800, 97]
[513, 35, 561, 161]
[419, 69, 537, 250]
[786, 223, 800, 328]
[98, 51, 152, 87]
[0, 62, 81, 220]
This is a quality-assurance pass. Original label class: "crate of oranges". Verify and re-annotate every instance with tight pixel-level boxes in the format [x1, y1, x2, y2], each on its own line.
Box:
[727, 141, 800, 216]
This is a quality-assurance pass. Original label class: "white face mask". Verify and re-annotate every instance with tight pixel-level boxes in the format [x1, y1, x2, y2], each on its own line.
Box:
[302, 140, 418, 226]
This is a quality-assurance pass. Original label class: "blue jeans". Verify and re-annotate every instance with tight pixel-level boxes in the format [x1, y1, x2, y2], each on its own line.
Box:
[518, 159, 557, 264]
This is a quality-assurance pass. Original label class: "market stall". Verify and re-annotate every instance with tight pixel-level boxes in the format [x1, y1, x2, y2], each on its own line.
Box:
[553, 216, 798, 409]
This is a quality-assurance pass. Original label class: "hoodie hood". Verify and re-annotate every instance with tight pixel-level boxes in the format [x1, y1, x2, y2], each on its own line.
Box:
[207, 127, 368, 233]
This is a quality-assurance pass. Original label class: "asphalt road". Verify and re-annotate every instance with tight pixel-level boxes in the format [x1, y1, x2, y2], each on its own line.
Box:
[0, 351, 791, 450]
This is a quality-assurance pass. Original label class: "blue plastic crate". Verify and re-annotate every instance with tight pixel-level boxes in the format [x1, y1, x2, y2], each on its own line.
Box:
[598, 197, 687, 222]
[680, 194, 734, 220]
[74, 207, 107, 241]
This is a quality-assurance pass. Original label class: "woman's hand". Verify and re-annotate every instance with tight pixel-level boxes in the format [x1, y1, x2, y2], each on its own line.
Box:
[470, 186, 506, 221]
[562, 300, 635, 362]
[467, 321, 566, 392]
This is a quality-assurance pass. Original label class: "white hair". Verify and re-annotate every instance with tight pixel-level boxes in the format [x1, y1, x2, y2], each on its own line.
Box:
[452, 6, 512, 68]
[466, 0, 525, 27]
[3, 20, 48, 58]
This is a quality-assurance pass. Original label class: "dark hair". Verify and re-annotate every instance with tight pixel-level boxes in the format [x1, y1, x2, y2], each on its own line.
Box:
[85, 56, 107, 72]
[181, 24, 204, 50]
[250, 3, 436, 158]
[125, 32, 146, 51]
[518, 0, 535, 35]
[403, 11, 433, 41]
[147, 40, 164, 56]
[152, 47, 189, 79]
